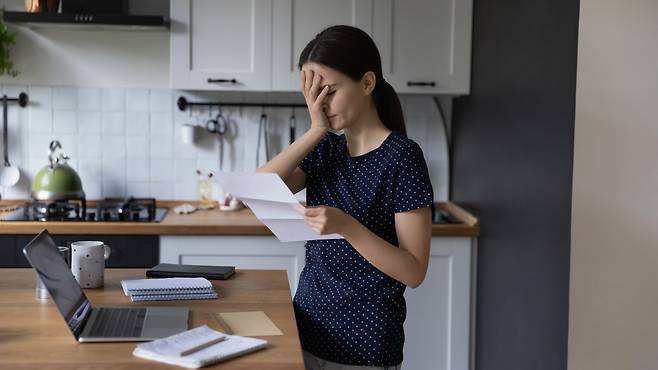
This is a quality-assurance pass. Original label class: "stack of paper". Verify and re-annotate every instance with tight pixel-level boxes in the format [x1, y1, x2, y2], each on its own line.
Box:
[121, 277, 218, 302]
[216, 172, 344, 242]
[133, 325, 268, 369]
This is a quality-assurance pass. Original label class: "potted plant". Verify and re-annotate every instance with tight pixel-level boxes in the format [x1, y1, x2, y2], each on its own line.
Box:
[0, 9, 19, 77]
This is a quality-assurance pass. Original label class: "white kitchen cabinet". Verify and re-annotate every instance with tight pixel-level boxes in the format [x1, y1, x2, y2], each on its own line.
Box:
[170, 0, 273, 91]
[403, 237, 475, 370]
[160, 234, 476, 370]
[272, 0, 472, 94]
[271, 0, 373, 91]
[160, 235, 305, 293]
[372, 0, 473, 94]
[171, 0, 472, 95]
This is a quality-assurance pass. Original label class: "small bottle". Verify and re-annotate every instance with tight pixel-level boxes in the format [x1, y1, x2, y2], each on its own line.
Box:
[197, 170, 216, 209]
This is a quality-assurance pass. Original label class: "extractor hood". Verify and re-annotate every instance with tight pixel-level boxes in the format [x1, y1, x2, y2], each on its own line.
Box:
[2, 11, 169, 31]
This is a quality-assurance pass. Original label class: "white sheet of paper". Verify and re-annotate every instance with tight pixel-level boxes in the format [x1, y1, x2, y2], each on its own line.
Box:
[217, 173, 343, 242]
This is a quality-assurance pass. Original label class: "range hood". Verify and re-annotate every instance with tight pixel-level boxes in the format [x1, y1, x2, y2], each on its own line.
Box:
[2, 11, 169, 31]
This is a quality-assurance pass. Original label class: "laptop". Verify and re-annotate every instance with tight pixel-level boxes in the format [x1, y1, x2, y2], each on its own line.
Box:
[23, 230, 189, 342]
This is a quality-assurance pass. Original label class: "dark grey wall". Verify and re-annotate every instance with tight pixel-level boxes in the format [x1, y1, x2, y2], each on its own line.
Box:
[451, 1, 579, 369]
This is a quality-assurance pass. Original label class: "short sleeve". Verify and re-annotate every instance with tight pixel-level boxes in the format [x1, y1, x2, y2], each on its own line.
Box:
[299, 132, 332, 178]
[394, 142, 434, 213]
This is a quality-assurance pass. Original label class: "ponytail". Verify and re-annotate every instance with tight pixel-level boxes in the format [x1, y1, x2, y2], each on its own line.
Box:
[373, 79, 406, 136]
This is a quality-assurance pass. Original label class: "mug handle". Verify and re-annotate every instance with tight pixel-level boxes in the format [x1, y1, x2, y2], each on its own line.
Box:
[103, 245, 111, 260]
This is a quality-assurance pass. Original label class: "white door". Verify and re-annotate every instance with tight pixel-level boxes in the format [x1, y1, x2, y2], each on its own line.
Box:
[271, 0, 374, 91]
[373, 0, 473, 94]
[171, 0, 273, 91]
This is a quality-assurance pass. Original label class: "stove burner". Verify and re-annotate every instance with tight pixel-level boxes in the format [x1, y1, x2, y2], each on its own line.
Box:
[95, 197, 157, 222]
[24, 199, 85, 221]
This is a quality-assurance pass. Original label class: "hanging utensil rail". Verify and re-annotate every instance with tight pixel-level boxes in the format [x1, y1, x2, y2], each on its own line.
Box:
[177, 96, 306, 111]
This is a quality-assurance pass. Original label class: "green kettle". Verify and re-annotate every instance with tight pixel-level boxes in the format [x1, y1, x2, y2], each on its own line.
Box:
[31, 140, 85, 200]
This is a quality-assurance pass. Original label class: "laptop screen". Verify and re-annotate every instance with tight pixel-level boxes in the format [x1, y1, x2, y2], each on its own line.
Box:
[23, 230, 91, 339]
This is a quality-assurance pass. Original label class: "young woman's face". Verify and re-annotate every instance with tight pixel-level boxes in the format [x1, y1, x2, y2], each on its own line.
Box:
[301, 62, 370, 131]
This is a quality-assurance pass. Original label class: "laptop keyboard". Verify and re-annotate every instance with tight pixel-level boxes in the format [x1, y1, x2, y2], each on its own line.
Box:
[87, 308, 147, 338]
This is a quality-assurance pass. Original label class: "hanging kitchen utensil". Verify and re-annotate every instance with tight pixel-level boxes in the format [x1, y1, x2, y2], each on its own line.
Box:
[256, 112, 270, 167]
[289, 109, 296, 145]
[0, 95, 20, 187]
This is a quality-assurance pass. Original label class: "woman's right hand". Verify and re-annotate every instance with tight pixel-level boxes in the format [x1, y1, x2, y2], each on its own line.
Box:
[301, 69, 331, 132]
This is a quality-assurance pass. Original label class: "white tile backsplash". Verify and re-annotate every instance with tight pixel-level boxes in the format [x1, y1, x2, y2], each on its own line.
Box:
[150, 158, 173, 182]
[126, 111, 149, 135]
[2, 86, 449, 201]
[53, 87, 77, 110]
[126, 159, 150, 182]
[28, 86, 52, 109]
[102, 181, 125, 198]
[126, 181, 151, 198]
[126, 136, 150, 158]
[102, 136, 126, 159]
[102, 88, 126, 112]
[28, 109, 52, 132]
[78, 158, 102, 183]
[102, 158, 126, 183]
[126, 89, 149, 112]
[77, 134, 102, 158]
[101, 112, 125, 135]
[53, 111, 77, 133]
[77, 112, 101, 134]
[77, 88, 101, 111]
[149, 89, 172, 112]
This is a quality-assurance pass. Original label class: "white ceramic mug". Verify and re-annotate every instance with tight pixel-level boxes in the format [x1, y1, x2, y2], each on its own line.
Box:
[70, 241, 111, 288]
[181, 123, 196, 145]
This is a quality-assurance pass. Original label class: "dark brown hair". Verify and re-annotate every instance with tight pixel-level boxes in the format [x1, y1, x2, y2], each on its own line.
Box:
[298, 25, 406, 136]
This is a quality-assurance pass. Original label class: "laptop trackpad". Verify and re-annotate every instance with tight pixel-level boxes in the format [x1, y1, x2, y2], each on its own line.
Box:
[141, 307, 189, 339]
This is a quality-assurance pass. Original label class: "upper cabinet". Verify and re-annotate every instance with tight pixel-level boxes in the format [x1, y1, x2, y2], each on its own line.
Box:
[171, 0, 472, 94]
[373, 0, 473, 94]
[170, 0, 272, 91]
[271, 0, 373, 91]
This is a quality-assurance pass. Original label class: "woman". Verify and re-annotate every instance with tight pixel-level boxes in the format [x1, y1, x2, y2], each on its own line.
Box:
[257, 25, 433, 370]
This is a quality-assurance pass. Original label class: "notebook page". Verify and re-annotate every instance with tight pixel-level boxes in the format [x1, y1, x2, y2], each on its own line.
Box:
[138, 325, 225, 357]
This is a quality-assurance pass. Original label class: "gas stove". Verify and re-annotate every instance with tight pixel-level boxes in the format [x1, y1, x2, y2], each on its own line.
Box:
[1, 197, 167, 222]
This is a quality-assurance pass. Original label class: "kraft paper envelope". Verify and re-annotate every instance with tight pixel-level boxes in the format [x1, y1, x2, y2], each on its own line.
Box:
[216, 311, 283, 336]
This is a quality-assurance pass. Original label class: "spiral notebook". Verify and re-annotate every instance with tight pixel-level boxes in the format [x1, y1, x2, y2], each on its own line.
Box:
[122, 278, 218, 302]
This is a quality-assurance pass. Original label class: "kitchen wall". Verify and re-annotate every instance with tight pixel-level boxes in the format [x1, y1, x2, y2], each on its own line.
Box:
[0, 9, 449, 201]
[451, 0, 578, 369]
[569, 0, 658, 369]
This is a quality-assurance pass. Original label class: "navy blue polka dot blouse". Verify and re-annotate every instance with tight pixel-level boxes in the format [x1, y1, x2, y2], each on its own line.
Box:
[293, 131, 434, 367]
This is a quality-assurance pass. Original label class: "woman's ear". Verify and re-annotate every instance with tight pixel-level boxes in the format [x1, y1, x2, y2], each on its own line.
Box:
[361, 71, 377, 95]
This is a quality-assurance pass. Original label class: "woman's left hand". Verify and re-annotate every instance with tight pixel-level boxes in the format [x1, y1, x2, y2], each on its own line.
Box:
[296, 205, 353, 235]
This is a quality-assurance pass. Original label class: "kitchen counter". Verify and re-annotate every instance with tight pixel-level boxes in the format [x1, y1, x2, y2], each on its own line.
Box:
[0, 201, 479, 236]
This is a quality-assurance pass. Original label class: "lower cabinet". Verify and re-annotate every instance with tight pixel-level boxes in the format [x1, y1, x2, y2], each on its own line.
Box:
[160, 236, 305, 294]
[160, 235, 476, 370]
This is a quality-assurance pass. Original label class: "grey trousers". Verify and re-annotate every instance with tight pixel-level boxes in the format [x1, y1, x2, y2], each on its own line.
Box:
[302, 350, 402, 370]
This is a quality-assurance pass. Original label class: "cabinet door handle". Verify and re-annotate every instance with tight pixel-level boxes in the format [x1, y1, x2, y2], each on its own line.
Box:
[407, 81, 436, 87]
[207, 78, 238, 84]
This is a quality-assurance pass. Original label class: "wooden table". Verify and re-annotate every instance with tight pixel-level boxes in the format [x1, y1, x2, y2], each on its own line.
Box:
[0, 269, 305, 369]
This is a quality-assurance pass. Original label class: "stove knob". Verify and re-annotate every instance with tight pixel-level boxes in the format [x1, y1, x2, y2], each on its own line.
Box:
[103, 211, 111, 221]
[132, 211, 141, 221]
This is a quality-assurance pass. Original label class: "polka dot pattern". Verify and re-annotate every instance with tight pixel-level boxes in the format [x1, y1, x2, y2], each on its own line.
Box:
[293, 132, 433, 367]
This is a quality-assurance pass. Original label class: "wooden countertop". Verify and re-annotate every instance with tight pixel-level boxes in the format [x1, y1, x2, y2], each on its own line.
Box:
[0, 200, 479, 237]
[0, 269, 304, 369]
